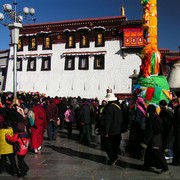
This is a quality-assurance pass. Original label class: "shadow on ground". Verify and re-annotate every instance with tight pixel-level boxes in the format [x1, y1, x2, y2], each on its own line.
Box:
[44, 144, 153, 173]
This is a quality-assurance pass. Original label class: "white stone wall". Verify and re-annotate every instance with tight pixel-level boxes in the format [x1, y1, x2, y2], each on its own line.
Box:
[5, 40, 141, 101]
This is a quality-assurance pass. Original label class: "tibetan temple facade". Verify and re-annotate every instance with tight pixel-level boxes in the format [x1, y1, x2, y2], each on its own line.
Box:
[5, 15, 145, 100]
[4, 13, 179, 100]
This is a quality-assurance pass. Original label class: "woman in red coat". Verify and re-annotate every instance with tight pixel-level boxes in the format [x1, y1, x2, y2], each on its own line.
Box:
[31, 99, 47, 153]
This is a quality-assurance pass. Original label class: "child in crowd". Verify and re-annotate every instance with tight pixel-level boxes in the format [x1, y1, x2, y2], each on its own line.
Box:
[0, 121, 18, 176]
[5, 122, 30, 177]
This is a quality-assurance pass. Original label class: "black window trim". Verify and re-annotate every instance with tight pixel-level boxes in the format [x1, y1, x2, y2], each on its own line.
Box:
[65, 33, 76, 49]
[65, 56, 75, 70]
[95, 31, 105, 47]
[43, 35, 52, 50]
[17, 38, 23, 51]
[27, 57, 36, 71]
[17, 57, 23, 71]
[28, 36, 37, 51]
[41, 56, 51, 71]
[94, 55, 105, 70]
[80, 33, 89, 48]
[78, 56, 89, 70]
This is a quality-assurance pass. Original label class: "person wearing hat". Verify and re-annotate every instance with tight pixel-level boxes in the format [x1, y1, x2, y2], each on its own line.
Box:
[103, 89, 124, 165]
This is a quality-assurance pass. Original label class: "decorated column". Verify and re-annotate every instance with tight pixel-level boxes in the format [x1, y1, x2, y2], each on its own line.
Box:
[133, 0, 172, 105]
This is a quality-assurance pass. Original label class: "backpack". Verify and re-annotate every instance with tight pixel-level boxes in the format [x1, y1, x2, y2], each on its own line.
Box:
[27, 109, 35, 126]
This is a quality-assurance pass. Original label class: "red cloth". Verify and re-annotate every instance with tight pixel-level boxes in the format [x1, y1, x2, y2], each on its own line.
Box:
[145, 87, 155, 101]
[31, 126, 44, 149]
[31, 104, 47, 149]
[53, 98, 60, 105]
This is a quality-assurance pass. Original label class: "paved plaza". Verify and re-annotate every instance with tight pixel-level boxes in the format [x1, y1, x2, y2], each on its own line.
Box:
[0, 128, 179, 180]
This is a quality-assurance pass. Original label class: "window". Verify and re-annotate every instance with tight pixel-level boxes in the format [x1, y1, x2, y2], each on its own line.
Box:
[95, 32, 105, 47]
[17, 38, 23, 51]
[17, 58, 22, 71]
[94, 55, 105, 69]
[66, 34, 75, 48]
[123, 28, 144, 47]
[65, 56, 75, 70]
[29, 36, 37, 51]
[43, 36, 52, 50]
[41, 56, 51, 71]
[80, 33, 89, 48]
[79, 56, 89, 70]
[27, 57, 36, 71]
[2, 68, 7, 77]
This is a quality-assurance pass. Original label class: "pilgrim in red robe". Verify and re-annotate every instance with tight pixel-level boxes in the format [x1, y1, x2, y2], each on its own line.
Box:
[31, 103, 47, 152]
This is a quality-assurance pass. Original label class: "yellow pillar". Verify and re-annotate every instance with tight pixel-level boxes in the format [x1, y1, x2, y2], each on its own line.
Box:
[143, 0, 157, 49]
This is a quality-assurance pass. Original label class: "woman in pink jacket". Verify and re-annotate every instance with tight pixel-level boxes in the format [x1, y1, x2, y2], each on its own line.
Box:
[64, 105, 75, 137]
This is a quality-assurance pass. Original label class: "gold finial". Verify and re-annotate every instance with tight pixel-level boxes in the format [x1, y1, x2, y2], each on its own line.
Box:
[121, 5, 125, 16]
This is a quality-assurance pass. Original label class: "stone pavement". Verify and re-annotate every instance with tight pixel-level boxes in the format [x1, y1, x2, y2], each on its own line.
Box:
[0, 128, 180, 180]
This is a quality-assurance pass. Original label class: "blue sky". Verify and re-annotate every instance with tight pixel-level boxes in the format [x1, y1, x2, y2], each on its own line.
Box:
[0, 0, 179, 51]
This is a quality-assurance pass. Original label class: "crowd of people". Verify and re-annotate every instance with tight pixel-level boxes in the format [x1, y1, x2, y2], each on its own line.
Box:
[0, 90, 180, 177]
[128, 96, 180, 174]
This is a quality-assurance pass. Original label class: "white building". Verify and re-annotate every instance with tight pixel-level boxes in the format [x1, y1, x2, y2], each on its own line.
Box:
[5, 15, 144, 101]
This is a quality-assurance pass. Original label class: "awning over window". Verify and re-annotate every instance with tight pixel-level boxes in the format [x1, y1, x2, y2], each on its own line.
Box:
[38, 54, 52, 57]
[15, 54, 52, 58]
[61, 51, 107, 57]
[20, 31, 52, 37]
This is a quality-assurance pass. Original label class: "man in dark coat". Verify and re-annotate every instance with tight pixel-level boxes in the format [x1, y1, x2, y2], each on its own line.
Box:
[103, 89, 124, 165]
[45, 98, 59, 141]
[171, 98, 180, 166]
[78, 100, 92, 144]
